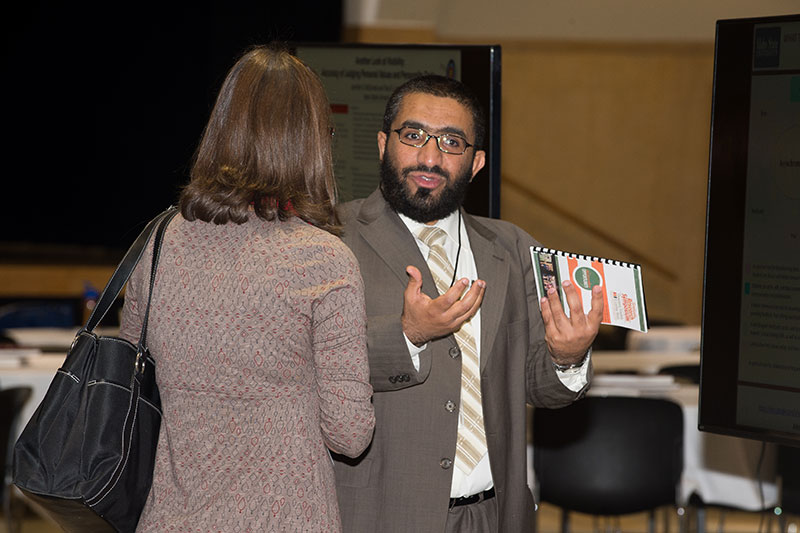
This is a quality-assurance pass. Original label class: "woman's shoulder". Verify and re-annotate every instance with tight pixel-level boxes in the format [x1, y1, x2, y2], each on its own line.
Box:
[285, 219, 360, 266]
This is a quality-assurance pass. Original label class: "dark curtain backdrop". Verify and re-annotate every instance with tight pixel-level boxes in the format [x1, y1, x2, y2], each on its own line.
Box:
[2, 1, 342, 260]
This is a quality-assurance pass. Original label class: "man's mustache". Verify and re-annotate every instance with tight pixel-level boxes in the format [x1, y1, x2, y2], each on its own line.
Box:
[401, 165, 450, 180]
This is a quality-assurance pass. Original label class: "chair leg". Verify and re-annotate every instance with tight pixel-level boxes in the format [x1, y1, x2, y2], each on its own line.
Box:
[717, 509, 726, 533]
[4, 484, 22, 533]
[661, 507, 671, 533]
[697, 505, 706, 533]
[561, 508, 569, 533]
[3, 481, 13, 533]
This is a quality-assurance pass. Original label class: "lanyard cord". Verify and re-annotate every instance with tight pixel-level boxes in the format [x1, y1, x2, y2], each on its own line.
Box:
[450, 210, 462, 288]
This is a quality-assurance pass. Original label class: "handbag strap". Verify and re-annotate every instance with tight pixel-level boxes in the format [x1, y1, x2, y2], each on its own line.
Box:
[82, 206, 178, 333]
[136, 205, 174, 353]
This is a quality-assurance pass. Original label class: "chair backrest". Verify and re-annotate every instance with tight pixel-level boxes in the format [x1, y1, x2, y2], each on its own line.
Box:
[0, 387, 33, 498]
[533, 396, 683, 516]
[658, 364, 701, 385]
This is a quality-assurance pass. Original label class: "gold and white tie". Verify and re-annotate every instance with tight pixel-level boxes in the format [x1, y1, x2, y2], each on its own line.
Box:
[417, 226, 487, 474]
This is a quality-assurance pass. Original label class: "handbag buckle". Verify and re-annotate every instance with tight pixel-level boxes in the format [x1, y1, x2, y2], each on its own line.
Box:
[135, 350, 146, 375]
[69, 330, 96, 353]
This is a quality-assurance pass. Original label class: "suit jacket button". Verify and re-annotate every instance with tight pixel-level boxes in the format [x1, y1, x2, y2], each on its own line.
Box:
[444, 400, 456, 412]
[449, 346, 460, 358]
[389, 376, 397, 383]
[440, 458, 452, 469]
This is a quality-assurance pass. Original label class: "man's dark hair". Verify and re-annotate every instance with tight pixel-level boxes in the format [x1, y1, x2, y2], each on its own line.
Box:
[381, 75, 486, 151]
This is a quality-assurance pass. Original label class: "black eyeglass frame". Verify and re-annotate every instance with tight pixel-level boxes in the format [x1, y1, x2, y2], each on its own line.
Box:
[392, 127, 474, 155]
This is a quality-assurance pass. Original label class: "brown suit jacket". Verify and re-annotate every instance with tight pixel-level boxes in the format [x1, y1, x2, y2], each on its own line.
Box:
[333, 190, 591, 532]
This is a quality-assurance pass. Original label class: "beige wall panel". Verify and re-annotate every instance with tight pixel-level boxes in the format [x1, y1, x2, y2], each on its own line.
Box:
[346, 0, 798, 40]
[501, 182, 678, 322]
[343, 26, 438, 43]
[376, 0, 439, 25]
[499, 42, 714, 324]
[435, 0, 798, 41]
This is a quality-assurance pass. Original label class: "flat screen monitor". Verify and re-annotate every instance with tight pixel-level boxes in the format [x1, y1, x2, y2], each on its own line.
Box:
[291, 43, 502, 218]
[699, 14, 800, 447]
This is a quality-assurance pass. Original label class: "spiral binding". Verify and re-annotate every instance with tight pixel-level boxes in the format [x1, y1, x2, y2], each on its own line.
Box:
[532, 246, 642, 271]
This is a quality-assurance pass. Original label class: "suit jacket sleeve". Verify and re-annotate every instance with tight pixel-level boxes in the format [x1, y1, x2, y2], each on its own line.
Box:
[510, 224, 593, 407]
[337, 198, 435, 393]
[364, 312, 433, 391]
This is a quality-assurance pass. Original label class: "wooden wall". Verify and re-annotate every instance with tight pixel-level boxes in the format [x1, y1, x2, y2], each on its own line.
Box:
[499, 41, 713, 325]
[0, 265, 116, 299]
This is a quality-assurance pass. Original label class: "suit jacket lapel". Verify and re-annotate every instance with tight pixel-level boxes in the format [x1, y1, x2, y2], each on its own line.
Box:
[354, 190, 440, 302]
[464, 212, 510, 372]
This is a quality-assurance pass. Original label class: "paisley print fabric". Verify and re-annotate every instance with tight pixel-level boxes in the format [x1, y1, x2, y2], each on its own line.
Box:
[120, 214, 374, 532]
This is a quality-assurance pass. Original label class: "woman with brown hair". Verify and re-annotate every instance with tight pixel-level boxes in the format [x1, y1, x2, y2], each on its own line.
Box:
[119, 44, 375, 532]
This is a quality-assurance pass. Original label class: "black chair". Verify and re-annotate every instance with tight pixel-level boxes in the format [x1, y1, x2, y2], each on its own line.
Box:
[533, 396, 684, 533]
[658, 364, 701, 385]
[0, 387, 33, 533]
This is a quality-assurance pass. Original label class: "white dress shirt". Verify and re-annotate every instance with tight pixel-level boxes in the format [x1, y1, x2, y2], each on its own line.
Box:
[398, 211, 589, 498]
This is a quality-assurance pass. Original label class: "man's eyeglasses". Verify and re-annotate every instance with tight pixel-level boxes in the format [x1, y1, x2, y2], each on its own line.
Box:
[392, 127, 473, 155]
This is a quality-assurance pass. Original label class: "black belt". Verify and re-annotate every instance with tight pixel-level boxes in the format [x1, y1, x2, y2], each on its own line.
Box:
[449, 488, 496, 507]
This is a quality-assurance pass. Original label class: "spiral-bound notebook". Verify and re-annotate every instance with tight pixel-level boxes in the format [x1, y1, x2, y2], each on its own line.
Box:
[530, 247, 648, 332]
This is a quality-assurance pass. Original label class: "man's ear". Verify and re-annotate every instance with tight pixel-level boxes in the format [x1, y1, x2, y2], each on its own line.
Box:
[470, 150, 486, 181]
[377, 131, 387, 160]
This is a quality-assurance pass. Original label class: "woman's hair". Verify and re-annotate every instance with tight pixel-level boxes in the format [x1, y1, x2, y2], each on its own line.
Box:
[180, 44, 340, 234]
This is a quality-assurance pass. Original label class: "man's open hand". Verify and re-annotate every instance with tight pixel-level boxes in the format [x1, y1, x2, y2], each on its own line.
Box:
[401, 265, 486, 346]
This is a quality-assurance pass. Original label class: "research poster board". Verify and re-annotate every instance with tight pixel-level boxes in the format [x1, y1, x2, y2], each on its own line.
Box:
[293, 44, 501, 218]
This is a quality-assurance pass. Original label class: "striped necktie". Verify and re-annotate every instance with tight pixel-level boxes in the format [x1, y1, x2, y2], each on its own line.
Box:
[416, 225, 487, 474]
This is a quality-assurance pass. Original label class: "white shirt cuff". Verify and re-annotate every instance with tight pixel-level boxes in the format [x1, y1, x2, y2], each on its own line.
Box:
[403, 332, 426, 372]
[555, 348, 591, 392]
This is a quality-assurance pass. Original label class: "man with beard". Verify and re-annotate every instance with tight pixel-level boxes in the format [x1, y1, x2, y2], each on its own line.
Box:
[332, 75, 603, 533]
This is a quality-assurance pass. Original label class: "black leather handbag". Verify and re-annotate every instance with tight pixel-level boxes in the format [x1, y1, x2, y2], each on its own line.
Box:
[13, 206, 178, 532]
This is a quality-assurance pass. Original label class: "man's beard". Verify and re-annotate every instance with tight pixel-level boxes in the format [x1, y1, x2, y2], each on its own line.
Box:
[379, 152, 473, 223]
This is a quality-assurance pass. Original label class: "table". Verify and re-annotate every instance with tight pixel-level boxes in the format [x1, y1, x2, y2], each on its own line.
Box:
[592, 350, 700, 375]
[626, 326, 702, 352]
[1, 327, 114, 434]
[2, 327, 119, 352]
[1, 354, 65, 440]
